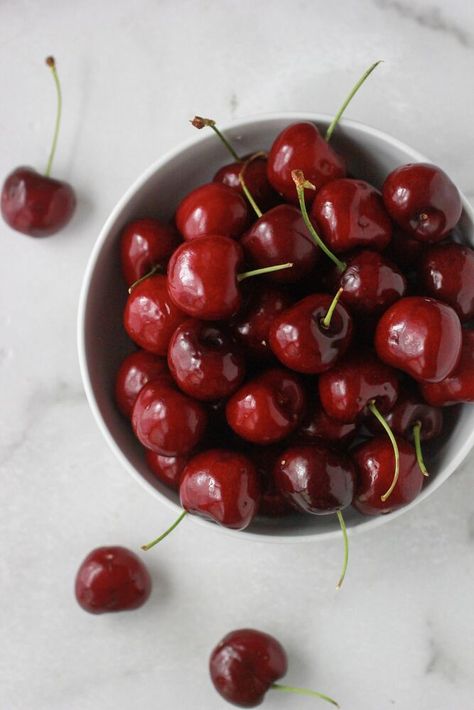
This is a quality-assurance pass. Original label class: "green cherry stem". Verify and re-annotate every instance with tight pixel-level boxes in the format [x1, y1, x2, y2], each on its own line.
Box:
[190, 115, 240, 161]
[368, 400, 400, 501]
[321, 288, 344, 329]
[239, 151, 267, 218]
[45, 56, 62, 177]
[325, 60, 383, 142]
[336, 510, 349, 590]
[413, 421, 429, 477]
[272, 683, 339, 707]
[237, 263, 293, 282]
[128, 263, 162, 294]
[141, 510, 188, 551]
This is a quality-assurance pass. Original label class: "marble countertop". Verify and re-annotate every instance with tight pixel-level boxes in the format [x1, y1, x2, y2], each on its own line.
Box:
[1, 1, 473, 708]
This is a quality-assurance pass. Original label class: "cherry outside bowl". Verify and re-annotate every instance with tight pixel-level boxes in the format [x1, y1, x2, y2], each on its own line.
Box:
[78, 113, 474, 542]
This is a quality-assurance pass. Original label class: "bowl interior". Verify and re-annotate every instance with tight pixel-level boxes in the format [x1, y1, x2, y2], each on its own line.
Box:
[79, 113, 474, 541]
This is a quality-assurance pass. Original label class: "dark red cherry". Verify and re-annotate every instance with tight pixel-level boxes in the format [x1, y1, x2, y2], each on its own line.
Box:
[124, 274, 187, 355]
[382, 163, 462, 242]
[213, 156, 280, 212]
[297, 399, 357, 446]
[318, 352, 399, 423]
[1, 166, 75, 237]
[375, 296, 462, 383]
[420, 242, 474, 322]
[384, 226, 425, 271]
[367, 387, 443, 441]
[120, 218, 180, 286]
[240, 204, 319, 283]
[420, 330, 474, 405]
[75, 546, 151, 614]
[248, 446, 294, 517]
[145, 449, 188, 491]
[269, 294, 353, 373]
[132, 379, 207, 456]
[352, 436, 424, 515]
[168, 319, 245, 401]
[115, 349, 167, 418]
[180, 449, 260, 530]
[311, 178, 392, 253]
[175, 182, 250, 241]
[267, 122, 346, 204]
[226, 368, 306, 444]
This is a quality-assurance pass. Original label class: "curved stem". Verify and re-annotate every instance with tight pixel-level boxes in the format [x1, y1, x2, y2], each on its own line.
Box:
[321, 288, 344, 329]
[325, 60, 383, 142]
[292, 170, 346, 273]
[128, 263, 162, 294]
[45, 56, 62, 177]
[190, 115, 240, 161]
[413, 421, 429, 477]
[272, 683, 339, 707]
[368, 401, 399, 502]
[335, 510, 349, 590]
[141, 510, 187, 551]
[239, 152, 267, 218]
[237, 262, 293, 282]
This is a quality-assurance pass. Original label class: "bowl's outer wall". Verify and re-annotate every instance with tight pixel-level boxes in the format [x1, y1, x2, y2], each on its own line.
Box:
[78, 113, 474, 542]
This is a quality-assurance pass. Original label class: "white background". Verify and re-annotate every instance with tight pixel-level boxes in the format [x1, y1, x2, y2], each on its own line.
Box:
[1, 1, 473, 709]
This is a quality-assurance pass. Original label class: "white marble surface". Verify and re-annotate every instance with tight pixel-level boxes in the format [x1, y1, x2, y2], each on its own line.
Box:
[1, 1, 474, 708]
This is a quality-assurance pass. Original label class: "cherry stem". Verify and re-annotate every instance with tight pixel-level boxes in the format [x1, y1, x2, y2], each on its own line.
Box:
[325, 60, 383, 142]
[321, 288, 344, 329]
[190, 115, 240, 161]
[239, 151, 267, 218]
[292, 170, 346, 273]
[141, 510, 187, 551]
[44, 56, 62, 177]
[128, 263, 162, 294]
[272, 683, 339, 707]
[413, 421, 429, 477]
[237, 263, 293, 282]
[335, 510, 349, 590]
[368, 400, 400, 502]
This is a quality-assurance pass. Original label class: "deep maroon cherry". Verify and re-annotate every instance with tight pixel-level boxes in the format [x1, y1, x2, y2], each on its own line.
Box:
[120, 218, 181, 286]
[75, 546, 152, 614]
[132, 379, 207, 456]
[375, 296, 462, 383]
[123, 274, 187, 355]
[226, 368, 306, 444]
[352, 436, 424, 515]
[297, 399, 357, 446]
[175, 182, 250, 241]
[214, 155, 280, 213]
[248, 446, 294, 517]
[420, 330, 474, 405]
[180, 449, 260, 530]
[269, 293, 353, 373]
[382, 163, 462, 242]
[115, 349, 167, 418]
[167, 319, 245, 401]
[145, 449, 188, 491]
[384, 226, 425, 271]
[311, 179, 392, 253]
[420, 242, 474, 322]
[368, 387, 443, 442]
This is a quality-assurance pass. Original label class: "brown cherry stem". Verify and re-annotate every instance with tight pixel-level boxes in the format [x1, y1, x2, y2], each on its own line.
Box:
[413, 421, 429, 477]
[321, 288, 344, 329]
[368, 400, 400, 501]
[237, 263, 293, 282]
[238, 151, 267, 218]
[128, 263, 162, 294]
[141, 510, 188, 551]
[190, 115, 240, 161]
[272, 683, 339, 707]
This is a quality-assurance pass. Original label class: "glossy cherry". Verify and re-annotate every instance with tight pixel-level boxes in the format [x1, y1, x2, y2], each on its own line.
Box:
[145, 449, 188, 491]
[132, 379, 207, 456]
[420, 330, 474, 405]
[368, 387, 443, 441]
[214, 156, 280, 213]
[120, 218, 180, 286]
[297, 399, 357, 446]
[247, 446, 294, 517]
[123, 274, 187, 355]
[226, 368, 306, 444]
[175, 182, 250, 241]
[352, 436, 424, 515]
[269, 293, 353, 373]
[115, 349, 167, 418]
[375, 296, 462, 383]
[167, 319, 245, 401]
[75, 546, 152, 614]
[420, 242, 474, 322]
[382, 163, 462, 242]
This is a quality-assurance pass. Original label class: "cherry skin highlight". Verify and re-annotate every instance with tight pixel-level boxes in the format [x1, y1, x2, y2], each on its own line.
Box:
[115, 349, 167, 418]
[420, 242, 474, 322]
[120, 218, 181, 286]
[175, 182, 250, 241]
[420, 330, 474, 405]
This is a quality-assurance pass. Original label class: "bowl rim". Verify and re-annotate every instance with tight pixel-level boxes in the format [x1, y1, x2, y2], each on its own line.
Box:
[77, 111, 474, 544]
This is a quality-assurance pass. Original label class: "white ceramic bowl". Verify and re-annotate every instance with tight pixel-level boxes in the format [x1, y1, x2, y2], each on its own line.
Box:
[78, 112, 474, 542]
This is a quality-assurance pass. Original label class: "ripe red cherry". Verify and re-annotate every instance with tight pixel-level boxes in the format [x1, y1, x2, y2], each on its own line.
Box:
[226, 369, 306, 444]
[145, 449, 188, 491]
[368, 387, 443, 441]
[123, 274, 187, 355]
[214, 156, 280, 212]
[352, 436, 424, 515]
[267, 122, 346, 204]
[269, 293, 353, 373]
[382, 163, 462, 242]
[375, 296, 462, 383]
[167, 319, 245, 401]
[247, 446, 294, 517]
[311, 179, 392, 253]
[420, 330, 474, 405]
[420, 242, 474, 322]
[175, 182, 250, 241]
[115, 349, 167, 418]
[297, 399, 357, 446]
[180, 449, 260, 530]
[120, 218, 180, 286]
[75, 546, 151, 614]
[132, 379, 207, 455]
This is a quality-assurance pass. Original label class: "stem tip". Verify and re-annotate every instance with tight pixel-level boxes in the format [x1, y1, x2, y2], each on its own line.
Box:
[45, 56, 55, 68]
